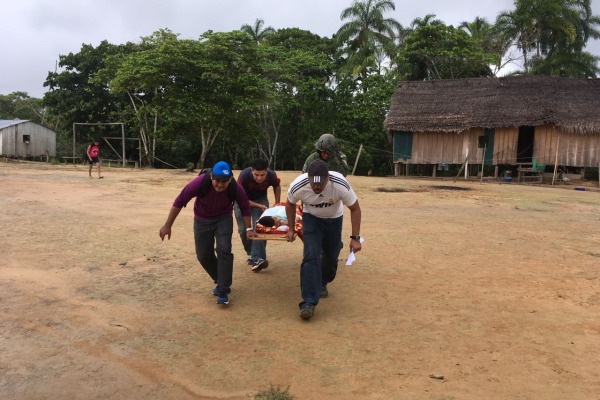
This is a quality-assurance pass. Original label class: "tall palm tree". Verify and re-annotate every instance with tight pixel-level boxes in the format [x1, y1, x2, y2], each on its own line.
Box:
[495, 0, 539, 73]
[540, 0, 600, 54]
[240, 18, 275, 43]
[335, 0, 403, 80]
[496, 0, 600, 74]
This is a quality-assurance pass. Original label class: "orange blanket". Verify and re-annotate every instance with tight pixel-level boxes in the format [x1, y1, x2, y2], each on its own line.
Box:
[251, 203, 303, 241]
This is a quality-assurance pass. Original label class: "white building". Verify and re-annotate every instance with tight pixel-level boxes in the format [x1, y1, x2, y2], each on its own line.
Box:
[0, 119, 56, 159]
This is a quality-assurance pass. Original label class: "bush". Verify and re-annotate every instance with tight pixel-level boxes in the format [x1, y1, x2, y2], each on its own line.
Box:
[254, 385, 294, 400]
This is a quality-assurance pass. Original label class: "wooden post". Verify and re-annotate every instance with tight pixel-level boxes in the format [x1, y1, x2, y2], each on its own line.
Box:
[121, 123, 126, 168]
[453, 151, 470, 183]
[552, 133, 560, 185]
[352, 144, 363, 175]
[480, 144, 486, 183]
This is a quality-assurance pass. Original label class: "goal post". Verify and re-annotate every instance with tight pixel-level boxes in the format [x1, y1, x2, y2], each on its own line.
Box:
[73, 122, 138, 167]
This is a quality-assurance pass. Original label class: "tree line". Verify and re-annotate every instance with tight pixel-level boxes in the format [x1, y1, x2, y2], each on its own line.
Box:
[1, 0, 599, 175]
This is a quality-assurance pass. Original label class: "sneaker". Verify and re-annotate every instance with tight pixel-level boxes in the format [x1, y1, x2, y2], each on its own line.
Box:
[216, 292, 230, 305]
[212, 287, 231, 296]
[246, 255, 254, 265]
[251, 258, 269, 272]
[300, 304, 315, 320]
[320, 285, 328, 298]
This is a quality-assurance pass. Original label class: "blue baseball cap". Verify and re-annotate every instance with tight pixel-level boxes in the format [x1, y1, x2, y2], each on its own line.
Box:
[212, 161, 232, 179]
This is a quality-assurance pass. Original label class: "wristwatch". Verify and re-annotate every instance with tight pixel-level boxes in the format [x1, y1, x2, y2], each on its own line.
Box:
[246, 228, 253, 232]
[350, 235, 361, 241]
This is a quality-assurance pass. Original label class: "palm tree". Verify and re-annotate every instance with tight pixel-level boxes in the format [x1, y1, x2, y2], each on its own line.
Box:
[496, 0, 600, 74]
[240, 18, 275, 43]
[459, 17, 512, 74]
[409, 13, 443, 30]
[335, 0, 403, 80]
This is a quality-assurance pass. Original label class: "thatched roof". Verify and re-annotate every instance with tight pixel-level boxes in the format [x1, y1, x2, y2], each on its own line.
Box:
[384, 76, 600, 134]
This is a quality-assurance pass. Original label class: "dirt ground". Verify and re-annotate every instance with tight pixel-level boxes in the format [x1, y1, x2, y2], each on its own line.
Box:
[1, 162, 599, 400]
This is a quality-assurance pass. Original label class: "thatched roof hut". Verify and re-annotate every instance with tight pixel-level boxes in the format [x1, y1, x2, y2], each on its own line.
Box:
[383, 77, 600, 178]
[384, 76, 600, 137]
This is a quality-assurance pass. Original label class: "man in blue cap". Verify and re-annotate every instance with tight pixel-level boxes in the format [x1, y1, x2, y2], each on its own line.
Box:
[159, 161, 255, 305]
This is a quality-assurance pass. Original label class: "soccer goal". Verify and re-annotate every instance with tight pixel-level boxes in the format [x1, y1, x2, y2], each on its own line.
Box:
[72, 122, 140, 167]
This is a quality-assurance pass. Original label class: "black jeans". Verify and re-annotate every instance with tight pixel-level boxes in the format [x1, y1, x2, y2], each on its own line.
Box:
[193, 216, 234, 293]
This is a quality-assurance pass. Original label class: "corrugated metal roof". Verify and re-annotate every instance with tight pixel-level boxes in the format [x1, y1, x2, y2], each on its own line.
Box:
[0, 119, 30, 129]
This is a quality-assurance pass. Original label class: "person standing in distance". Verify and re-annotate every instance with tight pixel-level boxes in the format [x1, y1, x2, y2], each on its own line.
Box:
[87, 139, 103, 179]
[234, 159, 281, 272]
[302, 133, 349, 177]
[285, 159, 362, 320]
[159, 161, 255, 305]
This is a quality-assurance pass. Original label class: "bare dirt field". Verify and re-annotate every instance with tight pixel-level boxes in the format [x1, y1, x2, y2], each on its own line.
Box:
[1, 162, 599, 400]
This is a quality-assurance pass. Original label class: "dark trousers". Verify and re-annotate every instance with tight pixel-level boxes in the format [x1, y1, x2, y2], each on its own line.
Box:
[193, 216, 234, 293]
[299, 213, 343, 307]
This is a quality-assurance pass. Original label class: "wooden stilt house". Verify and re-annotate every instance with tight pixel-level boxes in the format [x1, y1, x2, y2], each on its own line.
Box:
[384, 76, 600, 181]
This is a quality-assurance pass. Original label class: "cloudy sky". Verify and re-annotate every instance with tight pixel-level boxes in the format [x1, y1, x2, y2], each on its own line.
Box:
[2, 0, 599, 98]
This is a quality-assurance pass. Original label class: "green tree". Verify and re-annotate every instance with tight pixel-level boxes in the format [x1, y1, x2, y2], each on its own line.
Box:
[0, 92, 46, 125]
[258, 28, 335, 168]
[529, 49, 599, 77]
[496, 0, 600, 75]
[408, 13, 444, 29]
[396, 24, 494, 80]
[335, 0, 403, 81]
[459, 17, 512, 74]
[43, 40, 133, 135]
[333, 73, 397, 175]
[99, 29, 182, 165]
[161, 31, 266, 168]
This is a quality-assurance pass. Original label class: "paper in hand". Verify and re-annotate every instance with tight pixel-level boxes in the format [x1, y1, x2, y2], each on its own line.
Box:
[345, 236, 364, 266]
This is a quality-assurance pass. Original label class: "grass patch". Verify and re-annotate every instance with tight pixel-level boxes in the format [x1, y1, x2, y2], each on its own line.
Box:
[254, 385, 295, 400]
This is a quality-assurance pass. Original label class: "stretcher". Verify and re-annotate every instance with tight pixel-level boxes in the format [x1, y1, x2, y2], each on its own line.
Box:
[250, 232, 290, 241]
[249, 203, 303, 241]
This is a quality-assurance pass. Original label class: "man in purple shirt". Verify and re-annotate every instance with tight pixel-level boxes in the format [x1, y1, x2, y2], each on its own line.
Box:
[159, 161, 254, 305]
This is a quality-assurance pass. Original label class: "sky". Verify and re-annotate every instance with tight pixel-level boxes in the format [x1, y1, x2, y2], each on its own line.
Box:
[2, 0, 600, 98]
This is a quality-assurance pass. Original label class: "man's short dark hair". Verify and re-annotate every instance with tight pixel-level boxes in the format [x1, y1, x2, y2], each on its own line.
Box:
[257, 216, 276, 227]
[252, 159, 269, 171]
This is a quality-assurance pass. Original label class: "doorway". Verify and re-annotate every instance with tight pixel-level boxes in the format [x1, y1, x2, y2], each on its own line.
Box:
[517, 126, 534, 163]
